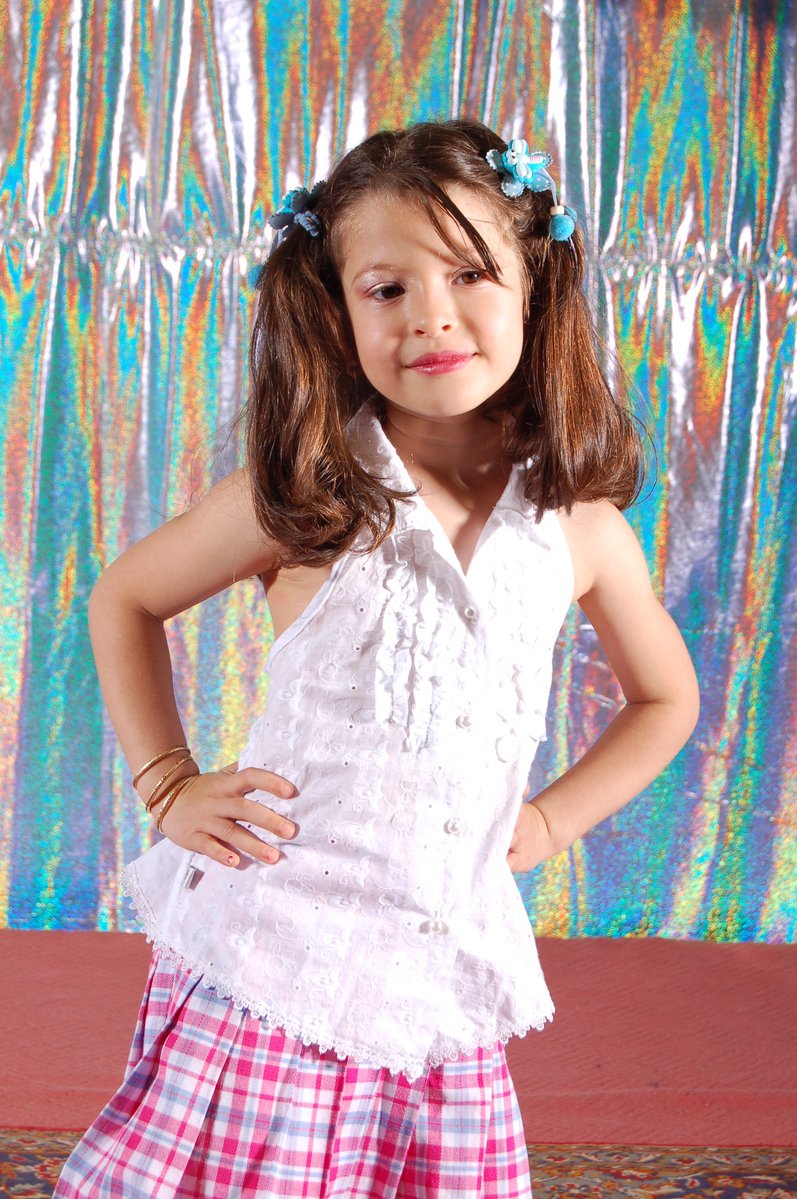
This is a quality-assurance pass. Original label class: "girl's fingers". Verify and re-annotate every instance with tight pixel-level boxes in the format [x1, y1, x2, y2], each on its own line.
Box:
[178, 792, 296, 842]
[165, 816, 283, 869]
[191, 833, 253, 868]
[233, 796, 296, 839]
[222, 768, 298, 837]
[231, 765, 298, 800]
[208, 819, 283, 864]
[157, 767, 299, 861]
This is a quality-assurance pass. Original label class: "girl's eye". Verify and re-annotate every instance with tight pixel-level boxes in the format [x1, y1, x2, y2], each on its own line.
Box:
[457, 269, 487, 285]
[370, 284, 403, 301]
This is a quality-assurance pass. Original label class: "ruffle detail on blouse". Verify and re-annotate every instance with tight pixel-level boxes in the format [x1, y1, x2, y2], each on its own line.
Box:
[122, 864, 553, 1082]
[374, 526, 460, 752]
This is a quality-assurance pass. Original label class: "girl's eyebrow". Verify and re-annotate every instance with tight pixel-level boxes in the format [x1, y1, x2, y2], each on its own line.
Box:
[351, 251, 485, 285]
[351, 263, 396, 284]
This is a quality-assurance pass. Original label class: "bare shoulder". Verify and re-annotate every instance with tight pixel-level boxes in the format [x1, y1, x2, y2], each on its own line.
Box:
[557, 499, 649, 603]
[93, 466, 283, 621]
[200, 465, 263, 530]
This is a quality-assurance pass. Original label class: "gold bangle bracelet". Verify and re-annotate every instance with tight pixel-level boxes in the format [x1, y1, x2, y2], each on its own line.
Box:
[154, 775, 197, 833]
[131, 745, 190, 789]
[149, 762, 200, 810]
[144, 754, 195, 811]
[150, 772, 192, 826]
[148, 766, 199, 818]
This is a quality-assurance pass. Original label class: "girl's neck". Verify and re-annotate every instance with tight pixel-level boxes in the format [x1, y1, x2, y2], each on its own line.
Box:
[380, 402, 508, 479]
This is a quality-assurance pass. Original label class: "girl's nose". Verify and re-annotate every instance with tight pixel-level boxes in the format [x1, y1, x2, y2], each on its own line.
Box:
[410, 286, 455, 336]
[414, 314, 453, 336]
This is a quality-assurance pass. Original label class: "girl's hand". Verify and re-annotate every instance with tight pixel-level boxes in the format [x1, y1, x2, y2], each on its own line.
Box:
[506, 784, 555, 873]
[157, 761, 298, 868]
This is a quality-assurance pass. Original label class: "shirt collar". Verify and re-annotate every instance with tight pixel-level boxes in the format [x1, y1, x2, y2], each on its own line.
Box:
[345, 397, 536, 528]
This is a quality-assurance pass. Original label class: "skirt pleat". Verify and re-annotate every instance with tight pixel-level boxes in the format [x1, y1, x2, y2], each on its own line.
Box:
[54, 951, 533, 1198]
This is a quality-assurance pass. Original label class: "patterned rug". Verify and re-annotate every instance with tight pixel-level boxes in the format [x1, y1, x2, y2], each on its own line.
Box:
[1, 1130, 795, 1197]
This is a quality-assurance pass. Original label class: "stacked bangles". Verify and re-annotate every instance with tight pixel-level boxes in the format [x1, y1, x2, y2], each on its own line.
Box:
[132, 744, 200, 832]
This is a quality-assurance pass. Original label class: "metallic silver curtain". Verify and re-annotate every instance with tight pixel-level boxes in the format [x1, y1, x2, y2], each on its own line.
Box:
[1, 0, 795, 940]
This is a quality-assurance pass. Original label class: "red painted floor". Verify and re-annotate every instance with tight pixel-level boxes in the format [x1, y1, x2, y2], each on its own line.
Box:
[1, 930, 794, 1145]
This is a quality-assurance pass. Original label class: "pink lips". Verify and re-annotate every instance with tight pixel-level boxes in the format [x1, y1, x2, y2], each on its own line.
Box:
[406, 352, 473, 375]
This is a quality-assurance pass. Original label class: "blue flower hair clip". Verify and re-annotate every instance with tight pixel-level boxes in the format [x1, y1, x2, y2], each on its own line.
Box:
[248, 180, 327, 288]
[485, 139, 577, 242]
[268, 181, 326, 244]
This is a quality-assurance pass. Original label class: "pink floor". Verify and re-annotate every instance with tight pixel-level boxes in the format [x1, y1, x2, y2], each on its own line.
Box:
[1, 930, 794, 1145]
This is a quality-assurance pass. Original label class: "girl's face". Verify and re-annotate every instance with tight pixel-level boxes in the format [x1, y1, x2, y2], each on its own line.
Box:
[337, 185, 526, 423]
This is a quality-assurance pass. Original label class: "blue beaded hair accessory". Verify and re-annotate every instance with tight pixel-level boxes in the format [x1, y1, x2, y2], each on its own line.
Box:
[268, 182, 326, 242]
[248, 180, 326, 288]
[485, 139, 577, 241]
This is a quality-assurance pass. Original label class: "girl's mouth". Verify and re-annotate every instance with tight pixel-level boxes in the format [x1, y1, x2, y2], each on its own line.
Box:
[406, 352, 474, 375]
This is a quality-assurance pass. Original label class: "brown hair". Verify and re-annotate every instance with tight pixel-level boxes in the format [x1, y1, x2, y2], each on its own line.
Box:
[246, 119, 644, 568]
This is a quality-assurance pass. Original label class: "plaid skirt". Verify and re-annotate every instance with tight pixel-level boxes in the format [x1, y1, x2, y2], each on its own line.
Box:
[54, 951, 533, 1198]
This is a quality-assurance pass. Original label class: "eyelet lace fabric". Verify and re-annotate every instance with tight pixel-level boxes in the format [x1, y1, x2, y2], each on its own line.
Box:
[123, 398, 575, 1081]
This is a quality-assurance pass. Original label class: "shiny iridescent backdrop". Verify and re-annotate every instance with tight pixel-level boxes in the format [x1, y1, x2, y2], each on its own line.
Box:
[0, 2, 794, 939]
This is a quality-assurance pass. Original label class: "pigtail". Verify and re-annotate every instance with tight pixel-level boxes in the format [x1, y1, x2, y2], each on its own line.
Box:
[246, 228, 415, 568]
[502, 207, 644, 514]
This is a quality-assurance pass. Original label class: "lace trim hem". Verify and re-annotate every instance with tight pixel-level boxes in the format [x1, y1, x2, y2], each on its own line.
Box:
[122, 865, 554, 1081]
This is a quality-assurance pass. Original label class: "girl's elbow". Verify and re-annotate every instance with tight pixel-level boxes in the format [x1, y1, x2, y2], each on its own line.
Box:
[677, 674, 701, 744]
[88, 567, 117, 612]
[651, 673, 700, 752]
[88, 571, 107, 614]
[87, 571, 115, 636]
[87, 566, 139, 629]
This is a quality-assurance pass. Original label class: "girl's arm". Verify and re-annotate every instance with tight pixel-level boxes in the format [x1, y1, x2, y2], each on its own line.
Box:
[507, 500, 700, 872]
[89, 468, 298, 868]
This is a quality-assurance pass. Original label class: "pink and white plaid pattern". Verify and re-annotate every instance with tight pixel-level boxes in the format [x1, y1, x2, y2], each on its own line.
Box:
[54, 951, 533, 1197]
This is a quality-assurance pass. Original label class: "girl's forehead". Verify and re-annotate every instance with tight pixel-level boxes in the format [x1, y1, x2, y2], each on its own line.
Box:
[336, 184, 512, 266]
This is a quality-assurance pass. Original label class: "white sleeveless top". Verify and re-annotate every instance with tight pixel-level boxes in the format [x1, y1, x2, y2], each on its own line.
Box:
[123, 398, 574, 1080]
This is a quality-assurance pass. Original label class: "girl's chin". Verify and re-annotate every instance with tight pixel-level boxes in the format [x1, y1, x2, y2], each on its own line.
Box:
[377, 393, 499, 422]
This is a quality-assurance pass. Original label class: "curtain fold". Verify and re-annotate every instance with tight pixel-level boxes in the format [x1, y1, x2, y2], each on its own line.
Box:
[1, 0, 794, 939]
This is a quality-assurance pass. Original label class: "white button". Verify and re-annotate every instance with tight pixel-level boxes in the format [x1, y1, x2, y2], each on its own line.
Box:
[463, 605, 478, 621]
[456, 713, 472, 728]
[444, 818, 461, 835]
[419, 919, 449, 935]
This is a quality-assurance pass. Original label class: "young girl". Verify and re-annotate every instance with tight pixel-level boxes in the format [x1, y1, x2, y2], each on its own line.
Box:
[55, 119, 698, 1198]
